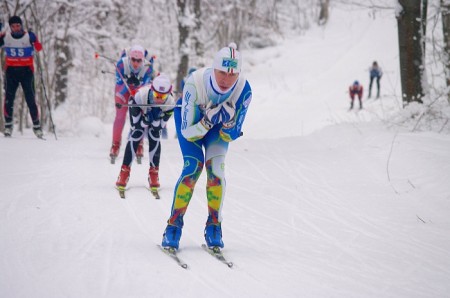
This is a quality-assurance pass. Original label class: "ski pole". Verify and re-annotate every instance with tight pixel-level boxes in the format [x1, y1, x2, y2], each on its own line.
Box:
[35, 52, 57, 140]
[95, 52, 153, 67]
[115, 103, 182, 109]
[95, 52, 134, 96]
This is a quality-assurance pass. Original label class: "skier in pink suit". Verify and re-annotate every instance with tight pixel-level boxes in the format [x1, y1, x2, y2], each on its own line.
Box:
[110, 45, 154, 163]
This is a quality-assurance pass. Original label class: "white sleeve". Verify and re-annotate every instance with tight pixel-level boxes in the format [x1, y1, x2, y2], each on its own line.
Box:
[180, 75, 209, 141]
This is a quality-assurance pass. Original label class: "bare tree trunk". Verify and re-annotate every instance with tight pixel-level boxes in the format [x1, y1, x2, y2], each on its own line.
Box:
[192, 0, 204, 66]
[318, 0, 330, 26]
[176, 0, 190, 93]
[54, 4, 73, 108]
[441, 0, 450, 104]
[422, 0, 428, 57]
[397, 0, 425, 106]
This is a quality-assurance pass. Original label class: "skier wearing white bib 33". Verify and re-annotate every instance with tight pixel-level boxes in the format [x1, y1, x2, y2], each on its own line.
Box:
[161, 43, 253, 250]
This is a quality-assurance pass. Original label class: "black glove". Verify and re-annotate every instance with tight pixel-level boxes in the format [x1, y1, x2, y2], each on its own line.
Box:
[126, 74, 140, 87]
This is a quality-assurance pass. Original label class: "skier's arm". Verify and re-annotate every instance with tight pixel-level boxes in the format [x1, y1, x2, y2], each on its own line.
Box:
[219, 81, 252, 142]
[115, 60, 129, 97]
[180, 77, 210, 142]
[128, 91, 146, 128]
[28, 31, 42, 52]
[159, 96, 175, 128]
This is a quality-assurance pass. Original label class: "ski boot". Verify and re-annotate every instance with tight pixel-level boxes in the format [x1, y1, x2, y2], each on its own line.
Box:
[4, 126, 12, 137]
[148, 167, 160, 198]
[162, 225, 182, 250]
[148, 167, 160, 189]
[109, 142, 120, 164]
[136, 141, 144, 164]
[33, 126, 44, 139]
[116, 164, 130, 198]
[204, 223, 224, 248]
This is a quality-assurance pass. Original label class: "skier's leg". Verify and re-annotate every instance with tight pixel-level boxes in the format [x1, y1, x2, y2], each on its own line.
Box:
[376, 77, 381, 98]
[3, 68, 20, 130]
[165, 107, 205, 228]
[201, 132, 229, 248]
[20, 68, 40, 127]
[111, 88, 129, 151]
[147, 125, 162, 188]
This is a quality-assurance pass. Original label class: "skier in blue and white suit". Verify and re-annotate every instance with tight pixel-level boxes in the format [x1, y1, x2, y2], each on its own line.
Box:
[161, 43, 252, 250]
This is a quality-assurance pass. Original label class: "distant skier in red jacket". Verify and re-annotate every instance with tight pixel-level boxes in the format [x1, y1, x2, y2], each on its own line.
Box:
[0, 16, 43, 138]
[349, 80, 363, 110]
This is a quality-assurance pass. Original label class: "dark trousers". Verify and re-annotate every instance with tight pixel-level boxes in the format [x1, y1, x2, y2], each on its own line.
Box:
[369, 76, 381, 98]
[122, 117, 162, 167]
[350, 95, 362, 109]
[3, 66, 40, 128]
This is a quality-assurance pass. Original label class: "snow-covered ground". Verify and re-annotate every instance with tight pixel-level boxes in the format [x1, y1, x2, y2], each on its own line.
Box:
[1, 5, 450, 298]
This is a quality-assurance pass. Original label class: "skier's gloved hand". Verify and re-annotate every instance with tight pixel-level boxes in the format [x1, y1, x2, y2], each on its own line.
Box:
[200, 102, 222, 129]
[221, 101, 236, 128]
[126, 75, 140, 87]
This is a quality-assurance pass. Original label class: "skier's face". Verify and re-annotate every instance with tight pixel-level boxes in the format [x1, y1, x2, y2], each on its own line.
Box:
[130, 57, 143, 71]
[10, 23, 22, 33]
[214, 69, 239, 91]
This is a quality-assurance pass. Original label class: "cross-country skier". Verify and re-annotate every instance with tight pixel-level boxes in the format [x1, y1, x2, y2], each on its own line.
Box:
[161, 43, 252, 250]
[115, 73, 175, 197]
[0, 16, 43, 138]
[349, 80, 363, 110]
[368, 61, 382, 99]
[110, 45, 154, 163]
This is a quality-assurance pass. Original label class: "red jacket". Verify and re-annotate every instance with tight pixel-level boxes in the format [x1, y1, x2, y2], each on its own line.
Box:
[349, 84, 363, 97]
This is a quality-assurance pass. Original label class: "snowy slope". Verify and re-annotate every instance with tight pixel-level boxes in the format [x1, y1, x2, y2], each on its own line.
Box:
[1, 5, 450, 298]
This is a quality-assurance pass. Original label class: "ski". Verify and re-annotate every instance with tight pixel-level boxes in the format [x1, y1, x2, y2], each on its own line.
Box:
[158, 245, 188, 269]
[201, 244, 234, 268]
[150, 187, 160, 199]
[116, 186, 126, 199]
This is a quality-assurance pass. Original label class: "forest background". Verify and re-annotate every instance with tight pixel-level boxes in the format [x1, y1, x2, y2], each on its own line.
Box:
[0, 0, 449, 135]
